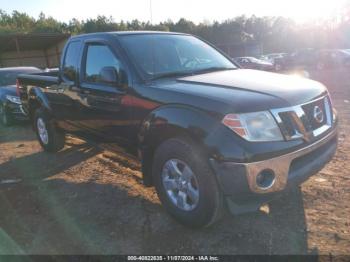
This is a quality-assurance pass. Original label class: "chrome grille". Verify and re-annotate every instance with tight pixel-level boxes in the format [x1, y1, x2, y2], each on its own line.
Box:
[271, 96, 332, 142]
[302, 98, 327, 130]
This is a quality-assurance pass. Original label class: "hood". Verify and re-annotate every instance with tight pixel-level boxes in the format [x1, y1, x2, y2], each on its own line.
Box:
[148, 69, 327, 116]
[178, 69, 326, 106]
[0, 85, 17, 97]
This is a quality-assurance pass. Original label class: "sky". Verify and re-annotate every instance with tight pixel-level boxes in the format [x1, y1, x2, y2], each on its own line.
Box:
[0, 0, 348, 24]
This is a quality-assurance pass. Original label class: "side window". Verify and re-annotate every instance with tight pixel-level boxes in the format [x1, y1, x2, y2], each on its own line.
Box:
[62, 41, 80, 81]
[84, 44, 123, 84]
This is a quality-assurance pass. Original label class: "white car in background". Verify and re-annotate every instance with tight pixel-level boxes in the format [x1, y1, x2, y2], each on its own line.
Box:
[260, 53, 287, 64]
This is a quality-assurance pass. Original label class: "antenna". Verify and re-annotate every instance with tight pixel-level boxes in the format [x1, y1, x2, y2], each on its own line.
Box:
[149, 0, 153, 24]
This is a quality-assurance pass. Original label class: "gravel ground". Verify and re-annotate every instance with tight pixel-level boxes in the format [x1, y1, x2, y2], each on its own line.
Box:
[0, 69, 349, 255]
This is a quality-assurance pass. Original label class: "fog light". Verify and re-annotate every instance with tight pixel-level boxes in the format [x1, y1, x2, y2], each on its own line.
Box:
[256, 169, 275, 189]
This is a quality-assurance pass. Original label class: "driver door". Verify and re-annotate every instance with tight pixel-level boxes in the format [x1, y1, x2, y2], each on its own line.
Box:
[74, 41, 134, 153]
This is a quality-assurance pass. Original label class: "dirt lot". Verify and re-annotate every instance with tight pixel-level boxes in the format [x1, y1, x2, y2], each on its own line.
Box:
[0, 69, 349, 255]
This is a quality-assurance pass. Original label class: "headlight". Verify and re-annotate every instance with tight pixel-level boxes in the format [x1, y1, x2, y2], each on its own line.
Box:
[222, 111, 284, 142]
[5, 95, 21, 105]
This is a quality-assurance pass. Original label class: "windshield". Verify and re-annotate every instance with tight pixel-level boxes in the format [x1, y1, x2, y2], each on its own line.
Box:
[119, 34, 236, 79]
[0, 69, 41, 86]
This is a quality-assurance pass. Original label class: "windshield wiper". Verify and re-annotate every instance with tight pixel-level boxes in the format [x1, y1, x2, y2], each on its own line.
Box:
[191, 67, 236, 75]
[150, 71, 193, 80]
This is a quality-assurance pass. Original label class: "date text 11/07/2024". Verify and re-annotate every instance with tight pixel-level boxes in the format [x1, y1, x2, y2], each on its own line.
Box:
[127, 256, 219, 261]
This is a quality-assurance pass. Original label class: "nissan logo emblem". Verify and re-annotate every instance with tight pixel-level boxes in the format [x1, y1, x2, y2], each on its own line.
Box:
[313, 106, 324, 123]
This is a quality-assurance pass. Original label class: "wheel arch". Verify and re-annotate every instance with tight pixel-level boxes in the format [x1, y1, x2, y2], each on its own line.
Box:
[27, 87, 52, 123]
[138, 105, 220, 186]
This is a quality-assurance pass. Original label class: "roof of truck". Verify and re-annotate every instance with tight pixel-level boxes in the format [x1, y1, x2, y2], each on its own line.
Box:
[70, 31, 189, 40]
[115, 31, 187, 35]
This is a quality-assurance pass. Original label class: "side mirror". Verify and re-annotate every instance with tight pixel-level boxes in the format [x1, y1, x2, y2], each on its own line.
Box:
[99, 66, 119, 85]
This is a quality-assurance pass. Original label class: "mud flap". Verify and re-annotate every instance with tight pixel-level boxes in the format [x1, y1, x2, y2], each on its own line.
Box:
[225, 197, 261, 215]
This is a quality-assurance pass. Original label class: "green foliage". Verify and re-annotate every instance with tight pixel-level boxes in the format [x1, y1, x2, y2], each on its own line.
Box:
[0, 10, 66, 34]
[1, 9, 350, 53]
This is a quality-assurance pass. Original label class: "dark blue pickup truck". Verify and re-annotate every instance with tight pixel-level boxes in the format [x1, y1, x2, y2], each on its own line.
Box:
[17, 32, 338, 227]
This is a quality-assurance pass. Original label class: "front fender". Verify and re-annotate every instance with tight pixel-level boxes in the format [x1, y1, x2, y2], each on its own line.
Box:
[138, 105, 223, 186]
[139, 105, 225, 157]
[138, 104, 251, 187]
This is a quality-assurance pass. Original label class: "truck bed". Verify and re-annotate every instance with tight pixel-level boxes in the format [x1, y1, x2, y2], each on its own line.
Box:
[17, 71, 59, 87]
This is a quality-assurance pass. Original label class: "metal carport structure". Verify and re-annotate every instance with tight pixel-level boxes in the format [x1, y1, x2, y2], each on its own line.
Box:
[0, 33, 70, 68]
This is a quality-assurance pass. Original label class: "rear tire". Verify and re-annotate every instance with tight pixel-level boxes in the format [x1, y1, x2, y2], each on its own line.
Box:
[0, 103, 12, 126]
[152, 137, 224, 228]
[34, 108, 65, 152]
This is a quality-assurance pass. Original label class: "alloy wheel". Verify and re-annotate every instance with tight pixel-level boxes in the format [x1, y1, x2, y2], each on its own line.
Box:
[37, 117, 49, 145]
[161, 159, 200, 211]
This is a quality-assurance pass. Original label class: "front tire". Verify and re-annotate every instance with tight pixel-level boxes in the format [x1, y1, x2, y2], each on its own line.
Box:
[152, 137, 224, 228]
[34, 108, 65, 152]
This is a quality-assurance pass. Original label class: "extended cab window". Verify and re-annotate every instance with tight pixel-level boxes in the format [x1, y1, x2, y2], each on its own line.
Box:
[84, 44, 122, 84]
[62, 41, 80, 81]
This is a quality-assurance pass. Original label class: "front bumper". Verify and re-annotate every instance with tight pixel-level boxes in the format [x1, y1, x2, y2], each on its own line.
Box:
[210, 127, 338, 210]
